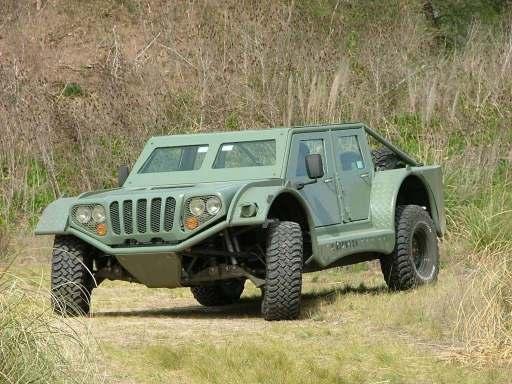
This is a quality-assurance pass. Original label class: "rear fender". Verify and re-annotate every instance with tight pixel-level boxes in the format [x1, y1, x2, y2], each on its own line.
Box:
[371, 166, 445, 237]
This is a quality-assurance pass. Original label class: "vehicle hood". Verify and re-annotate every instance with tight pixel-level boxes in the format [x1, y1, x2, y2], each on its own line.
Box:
[76, 181, 258, 204]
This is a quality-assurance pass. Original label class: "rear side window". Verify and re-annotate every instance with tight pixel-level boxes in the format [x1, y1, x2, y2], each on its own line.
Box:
[213, 140, 276, 169]
[335, 136, 365, 171]
[139, 145, 209, 173]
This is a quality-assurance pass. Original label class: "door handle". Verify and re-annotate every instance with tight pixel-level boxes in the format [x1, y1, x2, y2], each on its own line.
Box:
[360, 173, 369, 179]
[324, 178, 334, 183]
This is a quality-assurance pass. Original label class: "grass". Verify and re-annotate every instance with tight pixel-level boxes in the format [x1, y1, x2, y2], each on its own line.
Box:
[0, 272, 101, 383]
[62, 82, 84, 98]
[1, 0, 511, 382]
[3, 239, 511, 383]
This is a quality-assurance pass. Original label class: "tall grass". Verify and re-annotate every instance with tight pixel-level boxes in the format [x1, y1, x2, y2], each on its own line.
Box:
[0, 0, 511, 367]
[0, 269, 102, 383]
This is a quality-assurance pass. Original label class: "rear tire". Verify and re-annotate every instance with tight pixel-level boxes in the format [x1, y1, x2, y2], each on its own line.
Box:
[51, 236, 95, 316]
[261, 221, 303, 321]
[191, 279, 245, 306]
[380, 205, 439, 290]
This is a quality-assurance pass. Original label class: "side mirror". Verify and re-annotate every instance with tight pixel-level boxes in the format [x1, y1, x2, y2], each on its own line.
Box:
[118, 165, 130, 187]
[305, 154, 324, 179]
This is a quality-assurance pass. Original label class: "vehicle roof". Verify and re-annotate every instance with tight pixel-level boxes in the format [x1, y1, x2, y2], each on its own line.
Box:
[148, 122, 366, 143]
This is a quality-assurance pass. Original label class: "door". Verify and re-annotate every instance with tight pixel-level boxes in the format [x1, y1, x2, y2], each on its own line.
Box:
[287, 132, 341, 227]
[332, 129, 372, 222]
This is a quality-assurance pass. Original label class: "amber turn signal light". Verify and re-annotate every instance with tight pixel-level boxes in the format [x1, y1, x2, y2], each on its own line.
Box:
[184, 216, 199, 230]
[96, 223, 107, 236]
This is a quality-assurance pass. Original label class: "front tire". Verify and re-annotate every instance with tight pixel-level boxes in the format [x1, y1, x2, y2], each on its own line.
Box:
[191, 279, 245, 306]
[262, 221, 303, 321]
[380, 205, 439, 290]
[51, 235, 95, 316]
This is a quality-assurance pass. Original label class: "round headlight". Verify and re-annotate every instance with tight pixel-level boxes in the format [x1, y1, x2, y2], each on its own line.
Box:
[75, 206, 92, 224]
[189, 198, 205, 216]
[92, 205, 106, 223]
[206, 197, 221, 215]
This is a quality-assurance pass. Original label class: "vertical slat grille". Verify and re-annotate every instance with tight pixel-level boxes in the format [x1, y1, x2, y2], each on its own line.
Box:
[123, 200, 133, 234]
[112, 196, 175, 236]
[136, 199, 147, 233]
[110, 202, 120, 235]
[164, 197, 176, 231]
[150, 198, 162, 232]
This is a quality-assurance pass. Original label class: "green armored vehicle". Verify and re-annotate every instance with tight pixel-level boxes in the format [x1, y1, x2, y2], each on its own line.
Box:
[36, 123, 445, 321]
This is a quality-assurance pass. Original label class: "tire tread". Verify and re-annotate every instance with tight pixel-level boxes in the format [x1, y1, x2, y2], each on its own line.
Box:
[51, 235, 93, 316]
[262, 221, 303, 321]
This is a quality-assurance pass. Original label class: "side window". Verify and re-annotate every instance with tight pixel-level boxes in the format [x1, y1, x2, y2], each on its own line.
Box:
[295, 139, 325, 177]
[336, 136, 365, 171]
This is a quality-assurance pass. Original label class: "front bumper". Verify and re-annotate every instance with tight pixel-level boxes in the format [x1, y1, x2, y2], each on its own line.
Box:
[68, 220, 229, 256]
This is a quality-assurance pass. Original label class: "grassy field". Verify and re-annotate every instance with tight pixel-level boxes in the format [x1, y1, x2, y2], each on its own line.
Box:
[1, 1, 511, 382]
[2, 236, 510, 384]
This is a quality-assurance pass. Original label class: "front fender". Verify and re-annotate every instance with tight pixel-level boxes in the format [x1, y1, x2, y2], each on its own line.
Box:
[227, 180, 284, 226]
[227, 180, 315, 231]
[34, 197, 77, 235]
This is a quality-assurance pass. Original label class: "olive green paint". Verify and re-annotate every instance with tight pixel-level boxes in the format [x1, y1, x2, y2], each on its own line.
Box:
[35, 123, 445, 288]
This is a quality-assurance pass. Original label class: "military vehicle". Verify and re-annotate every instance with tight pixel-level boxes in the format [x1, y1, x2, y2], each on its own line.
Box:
[35, 123, 445, 321]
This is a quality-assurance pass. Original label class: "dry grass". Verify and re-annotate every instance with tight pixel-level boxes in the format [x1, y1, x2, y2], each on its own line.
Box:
[0, 0, 511, 380]
[0, 270, 103, 383]
[5, 242, 512, 384]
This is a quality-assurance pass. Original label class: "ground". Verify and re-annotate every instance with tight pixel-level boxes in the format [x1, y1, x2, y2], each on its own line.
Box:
[6, 236, 510, 384]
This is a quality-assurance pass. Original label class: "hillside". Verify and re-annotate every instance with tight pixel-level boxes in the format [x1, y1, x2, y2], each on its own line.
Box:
[0, 1, 511, 383]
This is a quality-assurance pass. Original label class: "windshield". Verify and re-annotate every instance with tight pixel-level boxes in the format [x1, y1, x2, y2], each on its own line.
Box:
[213, 140, 276, 168]
[139, 145, 209, 174]
[126, 130, 287, 187]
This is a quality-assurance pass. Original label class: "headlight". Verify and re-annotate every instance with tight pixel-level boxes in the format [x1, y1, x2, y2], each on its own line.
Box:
[189, 198, 206, 216]
[205, 197, 221, 215]
[75, 206, 92, 224]
[92, 205, 106, 223]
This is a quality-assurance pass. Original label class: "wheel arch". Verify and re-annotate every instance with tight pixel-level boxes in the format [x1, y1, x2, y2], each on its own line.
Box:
[396, 175, 432, 216]
[266, 190, 314, 260]
[267, 190, 312, 231]
[371, 169, 445, 239]
[397, 174, 444, 237]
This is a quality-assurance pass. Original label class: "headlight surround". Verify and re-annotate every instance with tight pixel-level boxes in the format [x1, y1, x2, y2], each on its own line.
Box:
[92, 205, 106, 223]
[205, 197, 221, 215]
[75, 206, 92, 224]
[189, 198, 206, 216]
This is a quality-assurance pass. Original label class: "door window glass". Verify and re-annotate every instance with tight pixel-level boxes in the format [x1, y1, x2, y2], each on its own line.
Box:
[295, 139, 325, 177]
[336, 136, 365, 171]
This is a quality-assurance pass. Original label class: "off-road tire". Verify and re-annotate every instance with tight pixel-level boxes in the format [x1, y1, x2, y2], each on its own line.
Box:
[191, 279, 245, 306]
[372, 146, 403, 171]
[381, 205, 439, 290]
[261, 221, 303, 321]
[51, 235, 95, 316]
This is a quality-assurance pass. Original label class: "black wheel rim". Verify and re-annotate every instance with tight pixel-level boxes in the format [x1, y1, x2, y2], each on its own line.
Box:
[411, 223, 435, 279]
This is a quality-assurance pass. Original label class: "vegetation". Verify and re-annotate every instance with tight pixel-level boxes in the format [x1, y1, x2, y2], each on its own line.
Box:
[0, 0, 511, 382]
[0, 266, 101, 383]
